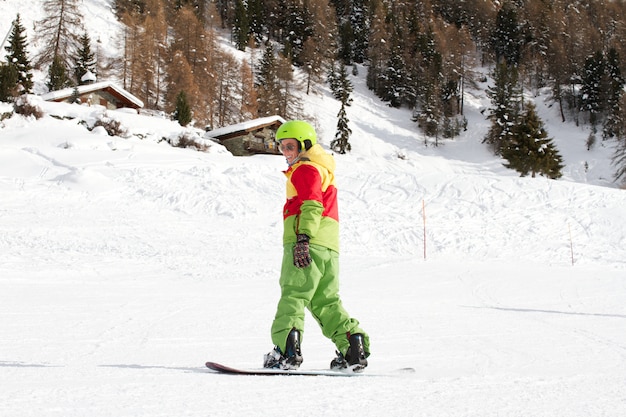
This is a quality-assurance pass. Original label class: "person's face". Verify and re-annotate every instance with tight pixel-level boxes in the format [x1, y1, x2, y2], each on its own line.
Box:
[279, 139, 301, 165]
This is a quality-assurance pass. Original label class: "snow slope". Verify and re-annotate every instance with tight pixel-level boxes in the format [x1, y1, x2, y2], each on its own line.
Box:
[2, 1, 626, 416]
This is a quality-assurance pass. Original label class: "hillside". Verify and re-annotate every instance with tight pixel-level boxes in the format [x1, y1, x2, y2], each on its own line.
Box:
[1, 0, 624, 188]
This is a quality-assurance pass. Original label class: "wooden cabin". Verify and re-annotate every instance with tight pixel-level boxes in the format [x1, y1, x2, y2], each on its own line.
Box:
[205, 116, 286, 156]
[40, 81, 143, 110]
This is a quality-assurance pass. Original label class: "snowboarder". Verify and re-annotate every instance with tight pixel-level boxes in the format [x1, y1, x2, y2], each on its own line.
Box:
[264, 120, 370, 372]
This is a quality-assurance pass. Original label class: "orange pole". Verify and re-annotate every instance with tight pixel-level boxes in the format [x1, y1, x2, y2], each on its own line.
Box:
[423, 199, 427, 260]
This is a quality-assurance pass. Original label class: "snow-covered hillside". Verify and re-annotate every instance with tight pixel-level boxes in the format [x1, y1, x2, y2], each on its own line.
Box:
[1, 1, 625, 417]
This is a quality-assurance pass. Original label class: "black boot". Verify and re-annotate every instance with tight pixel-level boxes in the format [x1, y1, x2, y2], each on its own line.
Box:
[330, 333, 368, 372]
[263, 328, 303, 370]
[345, 333, 368, 368]
[284, 328, 303, 369]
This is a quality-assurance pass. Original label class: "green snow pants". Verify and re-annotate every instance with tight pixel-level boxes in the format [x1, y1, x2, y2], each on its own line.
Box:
[271, 243, 370, 356]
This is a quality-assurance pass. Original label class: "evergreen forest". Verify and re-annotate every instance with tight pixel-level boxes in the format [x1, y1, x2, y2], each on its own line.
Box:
[2, 0, 626, 181]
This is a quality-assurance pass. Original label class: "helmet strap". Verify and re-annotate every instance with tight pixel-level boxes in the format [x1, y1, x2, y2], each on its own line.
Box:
[286, 155, 302, 167]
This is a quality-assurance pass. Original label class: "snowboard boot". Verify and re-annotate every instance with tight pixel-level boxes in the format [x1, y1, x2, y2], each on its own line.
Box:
[263, 346, 284, 369]
[330, 333, 368, 372]
[283, 327, 303, 369]
[263, 328, 303, 370]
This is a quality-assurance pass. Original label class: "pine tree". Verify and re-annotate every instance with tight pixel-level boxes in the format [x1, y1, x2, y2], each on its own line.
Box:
[365, 0, 388, 96]
[580, 50, 606, 128]
[335, 12, 355, 64]
[490, 0, 522, 66]
[332, 0, 369, 64]
[0, 64, 19, 101]
[502, 102, 563, 179]
[415, 81, 443, 143]
[330, 63, 353, 154]
[232, 0, 249, 51]
[256, 43, 280, 116]
[70, 85, 81, 103]
[383, 45, 408, 108]
[247, 0, 265, 44]
[173, 90, 192, 126]
[484, 62, 523, 155]
[280, 1, 310, 65]
[329, 63, 353, 102]
[47, 55, 70, 91]
[74, 32, 97, 85]
[545, 12, 569, 123]
[4, 14, 33, 94]
[603, 48, 625, 140]
[351, 0, 370, 63]
[331, 102, 352, 154]
[520, 0, 552, 91]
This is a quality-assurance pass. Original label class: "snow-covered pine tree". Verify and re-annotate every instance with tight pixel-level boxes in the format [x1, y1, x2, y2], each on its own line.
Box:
[256, 43, 280, 116]
[490, 0, 522, 66]
[331, 63, 353, 154]
[246, 0, 264, 45]
[414, 81, 443, 144]
[484, 62, 522, 155]
[383, 45, 408, 108]
[331, 102, 352, 154]
[73, 32, 97, 85]
[70, 85, 80, 103]
[502, 102, 563, 179]
[329, 63, 352, 102]
[280, 1, 309, 65]
[232, 0, 250, 51]
[580, 50, 606, 128]
[333, 0, 369, 64]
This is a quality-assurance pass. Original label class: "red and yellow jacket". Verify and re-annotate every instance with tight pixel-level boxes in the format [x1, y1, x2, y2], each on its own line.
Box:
[282, 144, 340, 253]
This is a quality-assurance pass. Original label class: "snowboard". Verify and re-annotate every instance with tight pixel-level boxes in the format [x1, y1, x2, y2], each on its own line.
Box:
[205, 361, 362, 377]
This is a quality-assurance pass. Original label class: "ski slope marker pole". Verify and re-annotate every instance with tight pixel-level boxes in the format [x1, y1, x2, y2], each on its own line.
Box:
[568, 223, 574, 266]
[423, 199, 427, 260]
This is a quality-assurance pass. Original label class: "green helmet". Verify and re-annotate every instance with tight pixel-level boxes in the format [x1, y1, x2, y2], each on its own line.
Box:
[275, 120, 317, 151]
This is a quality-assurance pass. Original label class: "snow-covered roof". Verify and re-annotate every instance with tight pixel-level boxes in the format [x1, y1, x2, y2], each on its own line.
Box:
[205, 115, 285, 139]
[40, 81, 144, 109]
[81, 70, 97, 83]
